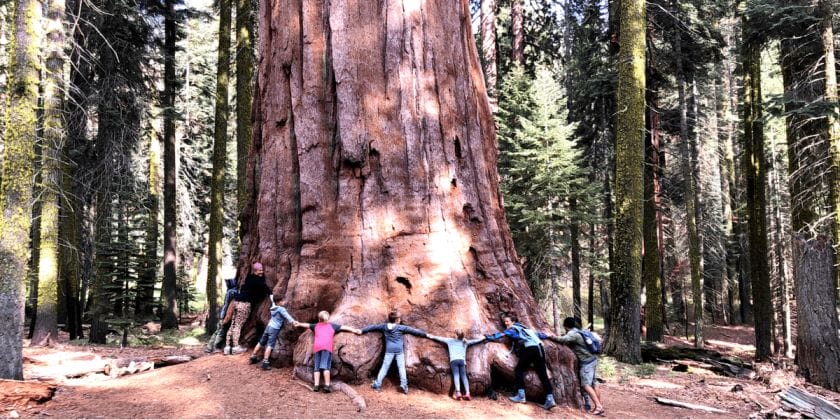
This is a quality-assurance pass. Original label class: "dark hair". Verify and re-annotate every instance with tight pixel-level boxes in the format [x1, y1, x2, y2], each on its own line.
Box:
[501, 312, 517, 323]
[388, 310, 401, 323]
[455, 329, 465, 340]
[563, 317, 577, 329]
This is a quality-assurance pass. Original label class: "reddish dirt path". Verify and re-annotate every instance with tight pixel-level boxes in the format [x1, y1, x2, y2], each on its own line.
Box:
[8, 325, 839, 419]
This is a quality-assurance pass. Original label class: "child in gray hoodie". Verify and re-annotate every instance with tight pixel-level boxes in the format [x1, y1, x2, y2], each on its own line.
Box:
[428, 329, 485, 400]
[362, 311, 426, 394]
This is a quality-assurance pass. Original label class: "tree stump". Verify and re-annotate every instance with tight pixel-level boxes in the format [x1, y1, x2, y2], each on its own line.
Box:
[238, 0, 579, 405]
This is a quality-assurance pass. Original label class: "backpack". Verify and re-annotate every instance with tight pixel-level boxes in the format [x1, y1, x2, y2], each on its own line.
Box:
[510, 323, 543, 348]
[576, 328, 602, 355]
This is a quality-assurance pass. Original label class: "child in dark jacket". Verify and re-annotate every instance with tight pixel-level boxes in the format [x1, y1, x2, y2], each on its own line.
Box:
[427, 330, 485, 400]
[362, 311, 426, 394]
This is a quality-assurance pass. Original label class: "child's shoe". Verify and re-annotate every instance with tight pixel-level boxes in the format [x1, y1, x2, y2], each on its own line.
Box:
[223, 346, 232, 355]
[313, 385, 321, 392]
[453, 391, 462, 400]
[322, 385, 332, 393]
[542, 394, 556, 410]
[509, 389, 526, 403]
[371, 383, 381, 391]
[260, 360, 271, 371]
[400, 385, 409, 395]
[249, 355, 260, 364]
[462, 393, 471, 401]
[232, 346, 248, 355]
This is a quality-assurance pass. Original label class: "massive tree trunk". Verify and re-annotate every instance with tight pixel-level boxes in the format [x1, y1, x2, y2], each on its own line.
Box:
[235, 0, 255, 213]
[207, 0, 232, 335]
[240, 0, 579, 403]
[160, 0, 179, 330]
[604, 0, 643, 363]
[31, 0, 66, 346]
[0, 0, 41, 379]
[793, 236, 840, 391]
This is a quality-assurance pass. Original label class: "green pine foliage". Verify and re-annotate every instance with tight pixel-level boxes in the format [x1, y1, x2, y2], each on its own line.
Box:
[497, 66, 595, 294]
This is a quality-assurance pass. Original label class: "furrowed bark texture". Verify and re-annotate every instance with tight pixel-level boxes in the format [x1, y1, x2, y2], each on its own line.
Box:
[240, 0, 578, 403]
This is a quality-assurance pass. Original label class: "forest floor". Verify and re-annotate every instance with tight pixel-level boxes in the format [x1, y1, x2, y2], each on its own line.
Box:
[4, 323, 840, 419]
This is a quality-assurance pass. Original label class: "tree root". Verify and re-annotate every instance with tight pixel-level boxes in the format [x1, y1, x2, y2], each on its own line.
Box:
[293, 370, 366, 412]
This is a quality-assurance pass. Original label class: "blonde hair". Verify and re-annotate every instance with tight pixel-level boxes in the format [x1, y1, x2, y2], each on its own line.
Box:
[318, 311, 330, 322]
[454, 329, 465, 340]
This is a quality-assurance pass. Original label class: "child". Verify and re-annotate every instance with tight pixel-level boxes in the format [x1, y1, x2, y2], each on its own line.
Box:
[427, 330, 485, 400]
[248, 296, 297, 370]
[550, 317, 604, 416]
[362, 311, 427, 394]
[294, 311, 361, 393]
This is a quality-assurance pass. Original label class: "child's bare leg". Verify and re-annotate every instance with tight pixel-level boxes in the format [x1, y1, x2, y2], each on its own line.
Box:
[262, 346, 272, 361]
[583, 385, 602, 410]
[313, 371, 321, 387]
[323, 370, 331, 386]
[251, 344, 262, 357]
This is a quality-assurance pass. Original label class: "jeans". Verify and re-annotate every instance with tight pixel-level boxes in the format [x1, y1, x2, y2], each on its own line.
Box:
[515, 345, 553, 394]
[374, 352, 407, 389]
[450, 359, 469, 393]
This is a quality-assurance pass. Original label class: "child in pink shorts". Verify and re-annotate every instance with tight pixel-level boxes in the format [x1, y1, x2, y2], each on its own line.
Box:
[294, 311, 361, 393]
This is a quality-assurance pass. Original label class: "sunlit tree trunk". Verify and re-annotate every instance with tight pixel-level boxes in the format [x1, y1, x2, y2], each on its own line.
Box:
[604, 0, 644, 363]
[0, 0, 41, 379]
[511, 0, 524, 66]
[31, 0, 66, 346]
[235, 0, 254, 213]
[207, 0, 231, 334]
[818, 0, 839, 292]
[480, 0, 497, 106]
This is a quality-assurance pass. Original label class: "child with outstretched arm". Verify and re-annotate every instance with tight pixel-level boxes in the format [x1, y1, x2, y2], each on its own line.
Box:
[249, 296, 297, 370]
[294, 311, 361, 393]
[427, 330, 485, 400]
[361, 310, 427, 394]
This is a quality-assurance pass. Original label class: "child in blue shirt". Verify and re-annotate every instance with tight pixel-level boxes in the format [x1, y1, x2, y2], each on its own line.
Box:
[248, 297, 297, 370]
[427, 329, 485, 400]
[361, 311, 427, 394]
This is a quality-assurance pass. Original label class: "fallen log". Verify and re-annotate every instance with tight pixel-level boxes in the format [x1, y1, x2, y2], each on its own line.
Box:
[779, 386, 840, 419]
[642, 343, 753, 378]
[0, 380, 57, 407]
[655, 397, 729, 413]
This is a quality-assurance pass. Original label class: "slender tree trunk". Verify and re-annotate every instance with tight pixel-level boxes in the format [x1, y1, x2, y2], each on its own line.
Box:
[570, 198, 582, 321]
[31, 0, 66, 346]
[235, 0, 254, 214]
[27, 82, 42, 341]
[674, 17, 703, 348]
[136, 132, 159, 320]
[818, 0, 839, 292]
[700, 79, 726, 326]
[604, 0, 644, 363]
[207, 0, 231, 335]
[644, 101, 663, 342]
[768, 141, 792, 357]
[0, 0, 41, 379]
[241, 0, 580, 402]
[793, 236, 840, 391]
[511, 0, 524, 66]
[161, 0, 179, 330]
[742, 34, 772, 361]
[480, 0, 497, 106]
[718, 59, 737, 325]
[588, 222, 596, 328]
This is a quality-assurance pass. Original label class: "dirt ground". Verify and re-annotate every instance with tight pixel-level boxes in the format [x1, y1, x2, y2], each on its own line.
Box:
[5, 324, 839, 419]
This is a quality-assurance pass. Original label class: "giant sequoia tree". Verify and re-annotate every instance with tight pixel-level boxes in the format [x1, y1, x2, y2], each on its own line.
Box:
[238, 0, 579, 402]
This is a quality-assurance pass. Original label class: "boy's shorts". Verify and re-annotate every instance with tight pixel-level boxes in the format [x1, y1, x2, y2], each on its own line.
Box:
[313, 350, 332, 371]
[579, 358, 598, 387]
[258, 327, 281, 349]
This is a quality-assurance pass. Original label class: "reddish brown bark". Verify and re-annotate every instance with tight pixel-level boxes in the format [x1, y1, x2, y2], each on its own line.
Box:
[238, 0, 578, 403]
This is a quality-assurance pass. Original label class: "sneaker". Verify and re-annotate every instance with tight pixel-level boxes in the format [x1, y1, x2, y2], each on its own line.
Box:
[260, 360, 271, 371]
[322, 385, 332, 393]
[400, 386, 408, 395]
[509, 389, 526, 403]
[371, 383, 381, 392]
[232, 346, 248, 355]
[223, 346, 232, 355]
[249, 355, 260, 364]
[313, 385, 321, 392]
[542, 394, 556, 411]
[462, 393, 471, 401]
[453, 391, 462, 400]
